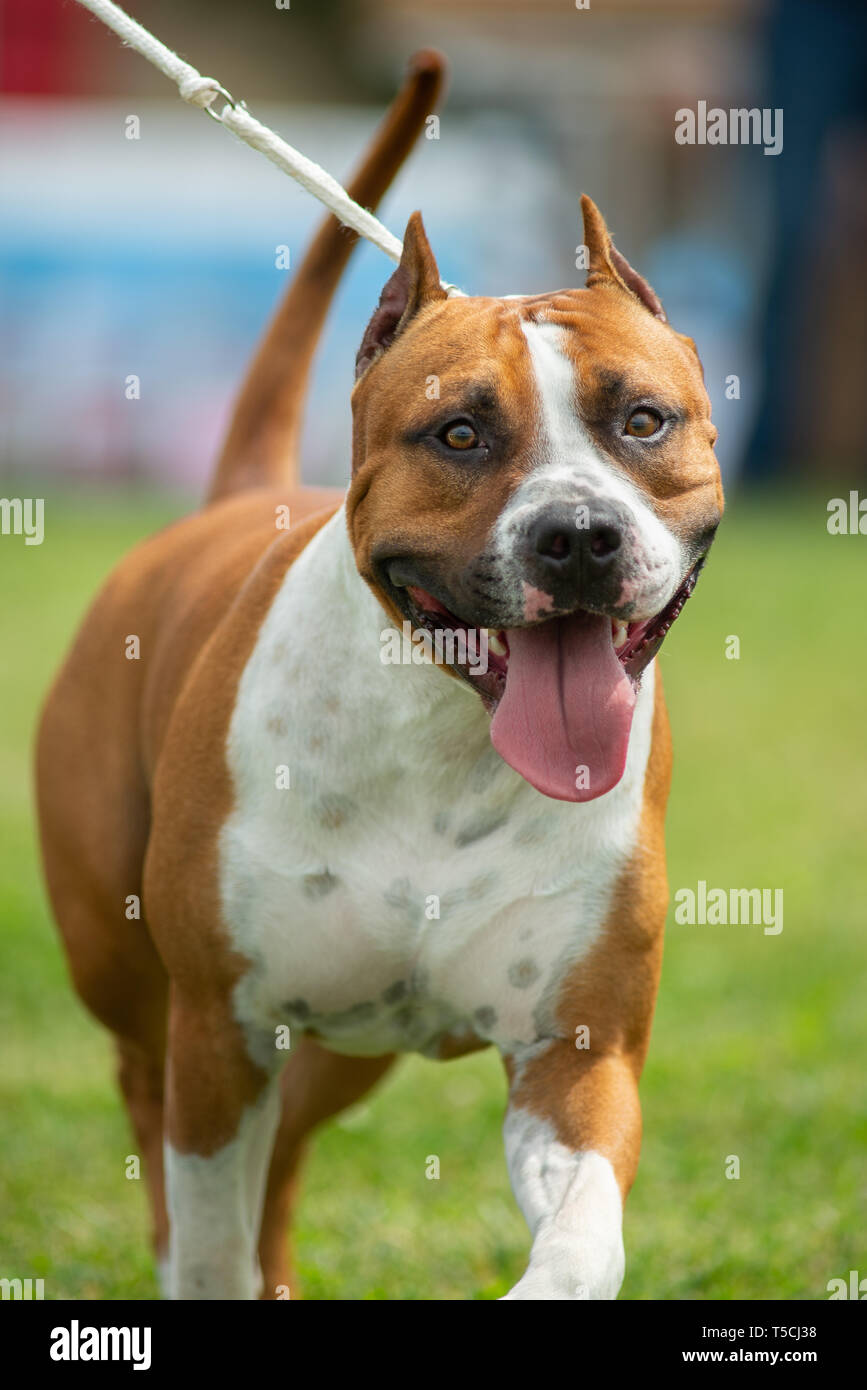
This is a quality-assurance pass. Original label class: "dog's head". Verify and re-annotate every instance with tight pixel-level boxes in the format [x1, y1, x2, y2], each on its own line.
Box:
[347, 198, 723, 803]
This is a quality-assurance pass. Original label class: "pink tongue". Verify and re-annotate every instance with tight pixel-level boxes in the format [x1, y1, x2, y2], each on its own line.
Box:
[490, 611, 636, 802]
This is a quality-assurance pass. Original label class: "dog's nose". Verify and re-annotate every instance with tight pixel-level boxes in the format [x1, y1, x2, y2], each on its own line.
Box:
[532, 515, 621, 570]
[528, 507, 624, 594]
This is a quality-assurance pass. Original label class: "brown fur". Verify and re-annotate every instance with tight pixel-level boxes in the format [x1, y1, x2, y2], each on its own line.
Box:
[35, 79, 721, 1296]
[36, 56, 446, 1292]
[348, 209, 721, 634]
[508, 670, 673, 1199]
[209, 51, 445, 500]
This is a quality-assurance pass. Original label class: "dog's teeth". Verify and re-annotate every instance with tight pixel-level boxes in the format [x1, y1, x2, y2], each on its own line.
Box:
[612, 620, 629, 650]
[487, 630, 507, 657]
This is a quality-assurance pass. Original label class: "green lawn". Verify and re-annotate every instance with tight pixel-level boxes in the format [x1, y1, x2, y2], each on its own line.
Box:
[0, 488, 863, 1300]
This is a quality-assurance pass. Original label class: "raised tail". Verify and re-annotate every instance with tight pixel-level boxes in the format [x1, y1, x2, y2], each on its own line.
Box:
[207, 51, 445, 503]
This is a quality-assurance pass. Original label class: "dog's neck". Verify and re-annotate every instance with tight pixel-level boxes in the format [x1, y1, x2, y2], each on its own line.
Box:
[240, 505, 500, 805]
[233, 504, 657, 821]
[331, 504, 492, 721]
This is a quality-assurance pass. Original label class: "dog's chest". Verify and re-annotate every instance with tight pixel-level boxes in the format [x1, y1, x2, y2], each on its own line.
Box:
[218, 515, 654, 1059]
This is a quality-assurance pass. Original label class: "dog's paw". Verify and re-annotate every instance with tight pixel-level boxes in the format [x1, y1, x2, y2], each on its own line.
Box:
[500, 1269, 591, 1300]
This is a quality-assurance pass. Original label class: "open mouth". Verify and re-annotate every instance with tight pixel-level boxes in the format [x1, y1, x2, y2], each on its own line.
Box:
[405, 562, 701, 700]
[400, 562, 703, 804]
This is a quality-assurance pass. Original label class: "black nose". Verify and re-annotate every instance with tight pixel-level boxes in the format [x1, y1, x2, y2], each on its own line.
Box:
[529, 507, 623, 589]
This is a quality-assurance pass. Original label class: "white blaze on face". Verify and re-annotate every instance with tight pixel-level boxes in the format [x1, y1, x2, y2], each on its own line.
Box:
[492, 319, 685, 622]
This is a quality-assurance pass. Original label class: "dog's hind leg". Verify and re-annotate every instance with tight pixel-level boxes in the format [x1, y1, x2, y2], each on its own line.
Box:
[115, 1035, 170, 1286]
[257, 1040, 395, 1299]
[37, 652, 174, 1288]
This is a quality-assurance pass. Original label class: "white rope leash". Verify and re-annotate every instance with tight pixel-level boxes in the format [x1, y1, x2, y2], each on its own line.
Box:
[75, 0, 419, 271]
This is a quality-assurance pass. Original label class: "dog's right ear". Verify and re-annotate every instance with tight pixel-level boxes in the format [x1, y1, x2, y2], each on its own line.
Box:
[355, 212, 447, 379]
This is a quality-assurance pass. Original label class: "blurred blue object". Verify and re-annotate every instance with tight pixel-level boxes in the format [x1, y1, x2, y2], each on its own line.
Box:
[649, 235, 759, 487]
[0, 99, 565, 492]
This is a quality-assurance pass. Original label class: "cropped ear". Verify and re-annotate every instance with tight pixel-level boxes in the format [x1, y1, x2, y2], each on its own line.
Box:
[355, 211, 447, 379]
[581, 194, 667, 323]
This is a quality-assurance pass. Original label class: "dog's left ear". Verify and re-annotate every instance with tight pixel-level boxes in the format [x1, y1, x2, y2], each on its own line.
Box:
[581, 194, 667, 323]
[355, 211, 447, 379]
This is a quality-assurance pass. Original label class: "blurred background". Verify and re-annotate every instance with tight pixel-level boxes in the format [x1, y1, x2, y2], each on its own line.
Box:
[1, 0, 865, 1301]
[2, 0, 865, 493]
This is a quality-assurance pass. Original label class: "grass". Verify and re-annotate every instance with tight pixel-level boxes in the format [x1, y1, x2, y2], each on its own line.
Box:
[0, 487, 864, 1300]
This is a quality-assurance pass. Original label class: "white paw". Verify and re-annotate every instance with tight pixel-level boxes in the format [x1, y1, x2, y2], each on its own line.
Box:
[501, 1268, 592, 1300]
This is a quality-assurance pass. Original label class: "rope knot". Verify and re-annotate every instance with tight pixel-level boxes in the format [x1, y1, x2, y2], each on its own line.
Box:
[178, 74, 223, 109]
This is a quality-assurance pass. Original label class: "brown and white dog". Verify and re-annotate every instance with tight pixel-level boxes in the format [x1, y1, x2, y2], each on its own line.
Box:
[36, 52, 723, 1300]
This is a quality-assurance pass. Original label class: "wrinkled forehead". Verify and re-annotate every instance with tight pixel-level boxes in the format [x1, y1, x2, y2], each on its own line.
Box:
[361, 286, 711, 435]
[356, 293, 535, 423]
[522, 292, 711, 413]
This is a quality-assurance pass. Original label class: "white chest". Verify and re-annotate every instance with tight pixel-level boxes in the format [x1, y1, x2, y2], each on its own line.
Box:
[219, 511, 655, 1060]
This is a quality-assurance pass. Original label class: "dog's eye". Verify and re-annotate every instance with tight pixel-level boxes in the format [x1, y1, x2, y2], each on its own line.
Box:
[624, 409, 663, 438]
[441, 421, 480, 450]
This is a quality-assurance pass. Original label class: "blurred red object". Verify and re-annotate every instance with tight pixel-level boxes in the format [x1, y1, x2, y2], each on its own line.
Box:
[1, 0, 105, 96]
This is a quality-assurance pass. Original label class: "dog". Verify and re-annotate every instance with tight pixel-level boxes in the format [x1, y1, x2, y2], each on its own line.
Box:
[36, 51, 723, 1300]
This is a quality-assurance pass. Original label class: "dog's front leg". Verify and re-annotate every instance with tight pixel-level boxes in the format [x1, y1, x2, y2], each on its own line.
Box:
[500, 1043, 641, 1301]
[163, 990, 282, 1300]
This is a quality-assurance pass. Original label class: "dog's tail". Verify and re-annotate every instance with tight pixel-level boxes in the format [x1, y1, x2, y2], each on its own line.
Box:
[207, 51, 445, 503]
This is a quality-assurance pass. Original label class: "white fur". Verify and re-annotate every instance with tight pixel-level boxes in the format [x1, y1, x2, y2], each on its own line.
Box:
[218, 507, 655, 1066]
[502, 1105, 625, 1300]
[174, 483, 658, 1300]
[491, 320, 686, 621]
[164, 1080, 281, 1300]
